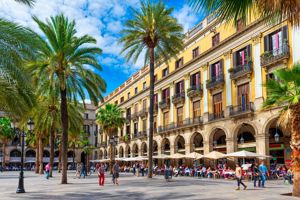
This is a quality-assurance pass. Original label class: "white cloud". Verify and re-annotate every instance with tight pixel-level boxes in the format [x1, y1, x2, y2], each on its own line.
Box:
[173, 5, 199, 33]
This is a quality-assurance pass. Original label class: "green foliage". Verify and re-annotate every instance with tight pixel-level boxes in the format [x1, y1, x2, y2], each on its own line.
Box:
[96, 104, 125, 136]
[119, 0, 184, 66]
[0, 117, 14, 143]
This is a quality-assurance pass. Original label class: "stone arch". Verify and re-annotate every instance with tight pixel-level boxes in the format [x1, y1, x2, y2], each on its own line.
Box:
[161, 138, 171, 155]
[67, 151, 74, 158]
[174, 135, 185, 153]
[141, 142, 147, 156]
[209, 127, 227, 153]
[25, 149, 36, 157]
[119, 146, 124, 158]
[232, 121, 259, 140]
[54, 150, 59, 157]
[132, 143, 139, 157]
[10, 149, 21, 157]
[190, 132, 204, 153]
[207, 126, 230, 142]
[43, 150, 50, 157]
[125, 145, 131, 157]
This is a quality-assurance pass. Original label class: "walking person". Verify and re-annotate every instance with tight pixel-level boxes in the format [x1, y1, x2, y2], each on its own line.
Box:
[75, 162, 81, 178]
[136, 162, 140, 177]
[112, 161, 120, 185]
[133, 162, 136, 176]
[141, 163, 145, 177]
[235, 163, 247, 190]
[98, 163, 105, 186]
[259, 161, 268, 188]
[252, 163, 261, 187]
[45, 163, 50, 179]
[79, 162, 86, 179]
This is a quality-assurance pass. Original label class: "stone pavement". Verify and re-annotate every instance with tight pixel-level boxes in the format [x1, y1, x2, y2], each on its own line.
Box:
[0, 171, 295, 200]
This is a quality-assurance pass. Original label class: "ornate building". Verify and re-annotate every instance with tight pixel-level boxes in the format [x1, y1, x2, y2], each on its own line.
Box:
[98, 13, 300, 167]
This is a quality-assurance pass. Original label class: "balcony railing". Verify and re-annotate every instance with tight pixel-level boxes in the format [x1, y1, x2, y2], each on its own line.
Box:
[159, 98, 170, 109]
[229, 62, 252, 80]
[126, 114, 131, 121]
[183, 117, 203, 126]
[261, 43, 289, 67]
[133, 131, 147, 139]
[138, 108, 148, 118]
[119, 134, 131, 143]
[131, 112, 139, 120]
[229, 102, 254, 117]
[187, 84, 203, 98]
[158, 122, 176, 132]
[172, 92, 185, 104]
[208, 112, 224, 121]
[158, 117, 203, 133]
[206, 74, 224, 90]
[100, 142, 107, 148]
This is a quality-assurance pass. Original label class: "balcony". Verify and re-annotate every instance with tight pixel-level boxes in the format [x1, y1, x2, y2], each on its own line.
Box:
[158, 117, 203, 133]
[183, 117, 203, 126]
[187, 84, 203, 98]
[229, 102, 254, 117]
[158, 122, 176, 132]
[126, 114, 131, 122]
[261, 43, 289, 67]
[131, 112, 139, 121]
[172, 92, 185, 105]
[206, 74, 224, 90]
[119, 134, 131, 143]
[138, 108, 148, 118]
[229, 62, 252, 80]
[208, 112, 224, 122]
[99, 142, 107, 148]
[133, 131, 147, 139]
[159, 98, 170, 110]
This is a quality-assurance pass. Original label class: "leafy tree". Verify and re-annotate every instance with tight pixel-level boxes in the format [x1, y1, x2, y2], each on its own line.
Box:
[0, 117, 14, 167]
[189, 0, 300, 27]
[27, 14, 106, 184]
[119, 0, 184, 178]
[96, 104, 125, 173]
[264, 65, 300, 196]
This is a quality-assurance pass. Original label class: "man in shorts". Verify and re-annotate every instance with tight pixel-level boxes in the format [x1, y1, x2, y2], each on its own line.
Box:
[113, 161, 120, 185]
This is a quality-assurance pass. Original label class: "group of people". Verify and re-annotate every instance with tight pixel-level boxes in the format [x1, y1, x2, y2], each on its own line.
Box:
[95, 161, 120, 186]
[132, 162, 146, 177]
[75, 162, 87, 178]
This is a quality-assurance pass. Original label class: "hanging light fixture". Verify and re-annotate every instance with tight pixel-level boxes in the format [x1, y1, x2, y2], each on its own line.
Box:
[274, 126, 280, 143]
[240, 135, 245, 144]
[213, 140, 217, 147]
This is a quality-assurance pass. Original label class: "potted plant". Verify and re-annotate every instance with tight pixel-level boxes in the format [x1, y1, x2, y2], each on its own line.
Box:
[228, 67, 236, 73]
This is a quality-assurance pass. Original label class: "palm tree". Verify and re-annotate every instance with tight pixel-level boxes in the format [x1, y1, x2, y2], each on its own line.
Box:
[96, 104, 125, 173]
[264, 65, 300, 197]
[25, 131, 39, 173]
[119, 0, 184, 178]
[189, 0, 300, 27]
[27, 14, 106, 184]
[0, 117, 15, 167]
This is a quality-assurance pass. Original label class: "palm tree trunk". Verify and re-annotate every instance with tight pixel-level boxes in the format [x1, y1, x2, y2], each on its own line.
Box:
[39, 135, 44, 174]
[147, 47, 155, 178]
[49, 129, 55, 177]
[291, 104, 300, 197]
[60, 88, 69, 184]
[35, 141, 39, 174]
[58, 144, 61, 173]
[2, 142, 6, 168]
[73, 146, 75, 169]
[86, 153, 90, 175]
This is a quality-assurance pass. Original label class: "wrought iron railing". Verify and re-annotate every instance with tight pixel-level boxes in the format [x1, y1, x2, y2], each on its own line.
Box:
[159, 98, 170, 109]
[208, 111, 224, 121]
[172, 92, 185, 104]
[187, 84, 203, 97]
[206, 73, 224, 89]
[230, 62, 252, 79]
[229, 102, 254, 116]
[261, 43, 289, 66]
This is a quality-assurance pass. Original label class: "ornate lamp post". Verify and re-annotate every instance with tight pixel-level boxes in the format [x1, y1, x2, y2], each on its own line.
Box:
[12, 118, 34, 194]
[274, 125, 280, 143]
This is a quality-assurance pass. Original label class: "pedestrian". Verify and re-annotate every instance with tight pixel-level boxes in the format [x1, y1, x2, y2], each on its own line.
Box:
[98, 163, 105, 186]
[235, 163, 247, 190]
[141, 163, 145, 177]
[133, 162, 136, 176]
[259, 160, 268, 188]
[76, 162, 81, 178]
[252, 163, 261, 187]
[79, 162, 86, 179]
[137, 162, 140, 177]
[112, 161, 120, 185]
[45, 163, 50, 179]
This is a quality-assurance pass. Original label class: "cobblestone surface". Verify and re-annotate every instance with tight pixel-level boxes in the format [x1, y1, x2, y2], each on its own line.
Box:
[0, 171, 295, 200]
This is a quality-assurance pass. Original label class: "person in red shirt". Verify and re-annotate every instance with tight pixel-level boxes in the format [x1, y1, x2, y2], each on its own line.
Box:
[98, 163, 105, 186]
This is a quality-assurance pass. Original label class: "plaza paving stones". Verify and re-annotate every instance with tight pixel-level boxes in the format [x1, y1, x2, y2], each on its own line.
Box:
[0, 171, 295, 200]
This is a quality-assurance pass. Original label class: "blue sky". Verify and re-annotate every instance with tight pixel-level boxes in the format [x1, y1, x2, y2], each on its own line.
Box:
[0, 0, 206, 98]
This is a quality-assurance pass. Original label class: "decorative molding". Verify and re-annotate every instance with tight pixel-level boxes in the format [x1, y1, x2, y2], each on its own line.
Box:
[224, 50, 232, 59]
[252, 33, 262, 45]
[184, 74, 190, 79]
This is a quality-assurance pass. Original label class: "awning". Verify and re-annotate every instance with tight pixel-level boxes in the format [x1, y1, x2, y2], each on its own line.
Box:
[204, 151, 226, 160]
[225, 150, 271, 158]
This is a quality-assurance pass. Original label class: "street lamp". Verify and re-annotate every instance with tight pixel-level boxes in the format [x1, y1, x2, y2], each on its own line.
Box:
[213, 140, 217, 148]
[240, 135, 245, 144]
[274, 126, 280, 143]
[13, 118, 34, 194]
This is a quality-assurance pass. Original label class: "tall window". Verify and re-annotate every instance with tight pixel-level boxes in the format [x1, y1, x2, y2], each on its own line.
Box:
[120, 96, 124, 103]
[135, 87, 138, 94]
[177, 107, 183, 126]
[134, 122, 138, 135]
[175, 57, 184, 69]
[190, 72, 200, 87]
[210, 61, 223, 79]
[154, 94, 158, 104]
[193, 100, 201, 118]
[127, 92, 130, 99]
[162, 68, 169, 77]
[126, 124, 130, 135]
[237, 83, 249, 109]
[143, 81, 147, 90]
[175, 80, 184, 94]
[126, 108, 131, 117]
[264, 26, 288, 55]
[163, 112, 169, 126]
[162, 88, 170, 100]
[233, 45, 251, 68]
[153, 116, 157, 133]
[213, 93, 222, 118]
[84, 113, 89, 119]
[192, 47, 199, 59]
[212, 33, 220, 47]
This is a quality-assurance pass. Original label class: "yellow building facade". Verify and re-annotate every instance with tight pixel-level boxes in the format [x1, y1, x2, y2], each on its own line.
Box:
[98, 14, 300, 167]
